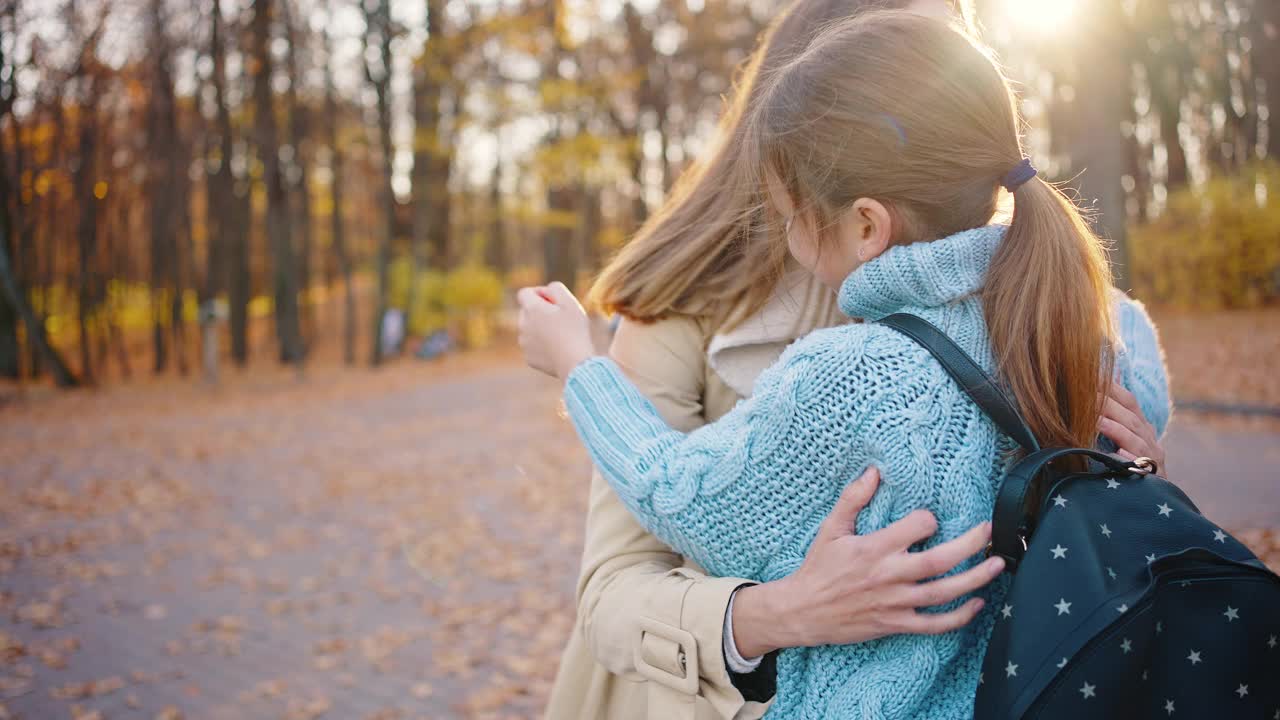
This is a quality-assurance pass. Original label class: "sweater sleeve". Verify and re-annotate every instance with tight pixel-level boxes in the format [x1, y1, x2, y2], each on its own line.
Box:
[565, 316, 770, 718]
[563, 337, 866, 581]
[1111, 291, 1172, 438]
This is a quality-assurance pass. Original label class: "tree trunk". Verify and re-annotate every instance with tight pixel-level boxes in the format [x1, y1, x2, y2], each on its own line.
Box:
[409, 0, 447, 322]
[282, 0, 315, 341]
[543, 183, 577, 287]
[146, 0, 181, 374]
[541, 3, 579, 288]
[0, 129, 20, 379]
[172, 153, 192, 377]
[208, 0, 249, 366]
[0, 51, 71, 386]
[324, 9, 355, 366]
[484, 167, 507, 274]
[1157, 96, 1188, 189]
[0, 13, 18, 380]
[1125, 130, 1149, 224]
[105, 201, 132, 381]
[579, 185, 602, 275]
[73, 89, 100, 384]
[1254, 0, 1280, 160]
[0, 263, 17, 378]
[16, 119, 41, 378]
[623, 3, 661, 226]
[1071, 0, 1133, 289]
[227, 195, 251, 366]
[366, 0, 396, 366]
[251, 0, 304, 365]
[0, 226, 78, 387]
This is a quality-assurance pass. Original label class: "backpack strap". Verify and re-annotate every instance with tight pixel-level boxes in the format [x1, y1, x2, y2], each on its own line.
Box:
[877, 313, 1046, 570]
[876, 314, 1040, 453]
[992, 447, 1134, 567]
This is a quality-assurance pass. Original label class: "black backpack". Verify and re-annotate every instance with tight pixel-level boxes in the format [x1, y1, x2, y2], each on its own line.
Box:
[878, 313, 1280, 720]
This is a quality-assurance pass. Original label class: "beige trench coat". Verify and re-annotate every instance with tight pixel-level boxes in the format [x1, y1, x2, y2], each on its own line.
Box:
[543, 273, 843, 720]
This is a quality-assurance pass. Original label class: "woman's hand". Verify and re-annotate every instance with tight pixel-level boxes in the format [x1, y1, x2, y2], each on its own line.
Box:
[1099, 383, 1166, 472]
[731, 467, 1003, 657]
[516, 282, 597, 380]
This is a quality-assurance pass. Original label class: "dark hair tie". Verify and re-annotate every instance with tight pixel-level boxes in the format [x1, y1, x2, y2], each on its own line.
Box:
[1002, 158, 1037, 192]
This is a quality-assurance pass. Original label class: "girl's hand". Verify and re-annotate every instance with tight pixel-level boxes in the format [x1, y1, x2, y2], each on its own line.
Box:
[731, 467, 1003, 656]
[1099, 383, 1166, 472]
[516, 282, 596, 380]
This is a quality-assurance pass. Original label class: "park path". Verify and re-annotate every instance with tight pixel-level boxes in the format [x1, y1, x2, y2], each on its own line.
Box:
[1, 356, 592, 720]
[1, 355, 1276, 720]
[1161, 419, 1280, 528]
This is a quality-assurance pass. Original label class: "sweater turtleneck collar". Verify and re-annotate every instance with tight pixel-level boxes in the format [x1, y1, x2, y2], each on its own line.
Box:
[838, 224, 1006, 321]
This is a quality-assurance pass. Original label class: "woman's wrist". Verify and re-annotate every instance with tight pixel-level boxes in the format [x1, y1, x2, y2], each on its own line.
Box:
[556, 344, 598, 381]
[730, 578, 809, 658]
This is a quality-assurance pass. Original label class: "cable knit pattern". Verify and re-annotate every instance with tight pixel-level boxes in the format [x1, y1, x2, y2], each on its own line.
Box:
[1111, 290, 1171, 436]
[563, 225, 1170, 719]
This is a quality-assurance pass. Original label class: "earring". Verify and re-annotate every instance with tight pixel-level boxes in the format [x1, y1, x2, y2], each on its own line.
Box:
[784, 216, 794, 235]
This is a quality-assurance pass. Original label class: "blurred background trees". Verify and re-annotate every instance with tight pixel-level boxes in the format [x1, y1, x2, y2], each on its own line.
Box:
[0, 0, 1276, 387]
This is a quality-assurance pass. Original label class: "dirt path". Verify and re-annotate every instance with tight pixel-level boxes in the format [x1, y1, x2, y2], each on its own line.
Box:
[1, 354, 1276, 719]
[1, 356, 590, 720]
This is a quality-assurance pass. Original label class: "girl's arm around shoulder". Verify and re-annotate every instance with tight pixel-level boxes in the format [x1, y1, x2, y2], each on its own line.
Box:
[570, 315, 765, 718]
[563, 324, 881, 578]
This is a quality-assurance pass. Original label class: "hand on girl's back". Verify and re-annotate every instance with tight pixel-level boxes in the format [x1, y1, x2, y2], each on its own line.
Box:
[733, 467, 1005, 657]
[516, 282, 597, 381]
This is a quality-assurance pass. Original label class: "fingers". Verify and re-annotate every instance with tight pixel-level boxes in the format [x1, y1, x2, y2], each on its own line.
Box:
[868, 509, 938, 555]
[892, 597, 986, 635]
[516, 286, 550, 310]
[1107, 382, 1142, 417]
[817, 467, 880, 542]
[1100, 395, 1141, 436]
[1099, 416, 1146, 457]
[1101, 388, 1160, 453]
[899, 520, 992, 581]
[545, 281, 581, 309]
[1148, 441, 1167, 471]
[905, 556, 1004, 608]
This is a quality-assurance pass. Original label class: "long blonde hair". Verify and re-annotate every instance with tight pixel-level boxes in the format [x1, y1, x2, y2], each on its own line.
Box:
[589, 0, 974, 331]
[747, 13, 1113, 449]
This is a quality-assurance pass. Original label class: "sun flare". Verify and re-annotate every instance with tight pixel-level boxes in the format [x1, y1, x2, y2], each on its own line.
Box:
[1000, 0, 1077, 36]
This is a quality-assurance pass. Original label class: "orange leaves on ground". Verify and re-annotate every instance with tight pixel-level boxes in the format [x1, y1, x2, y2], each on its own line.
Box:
[3, 334, 1267, 718]
[1152, 307, 1280, 431]
[2, 347, 582, 717]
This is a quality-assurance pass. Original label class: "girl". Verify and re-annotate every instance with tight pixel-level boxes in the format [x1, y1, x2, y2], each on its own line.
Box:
[523, 13, 1167, 719]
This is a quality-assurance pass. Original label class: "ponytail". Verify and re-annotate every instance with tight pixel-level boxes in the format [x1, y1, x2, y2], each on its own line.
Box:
[731, 12, 1114, 450]
[984, 177, 1114, 450]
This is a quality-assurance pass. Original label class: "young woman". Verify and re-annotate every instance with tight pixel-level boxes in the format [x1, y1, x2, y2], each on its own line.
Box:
[540, 2, 1168, 719]
[523, 12, 1168, 719]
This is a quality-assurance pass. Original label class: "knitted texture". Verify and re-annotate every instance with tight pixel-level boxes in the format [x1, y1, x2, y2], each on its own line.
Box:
[563, 225, 1170, 720]
[1112, 290, 1171, 436]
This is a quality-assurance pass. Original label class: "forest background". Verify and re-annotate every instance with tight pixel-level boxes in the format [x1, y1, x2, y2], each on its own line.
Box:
[1, 0, 1277, 389]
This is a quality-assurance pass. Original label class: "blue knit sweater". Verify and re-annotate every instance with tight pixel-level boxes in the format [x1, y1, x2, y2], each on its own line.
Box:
[563, 225, 1170, 719]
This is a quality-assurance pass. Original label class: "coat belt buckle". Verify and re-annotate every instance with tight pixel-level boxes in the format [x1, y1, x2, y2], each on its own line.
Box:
[634, 617, 700, 695]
